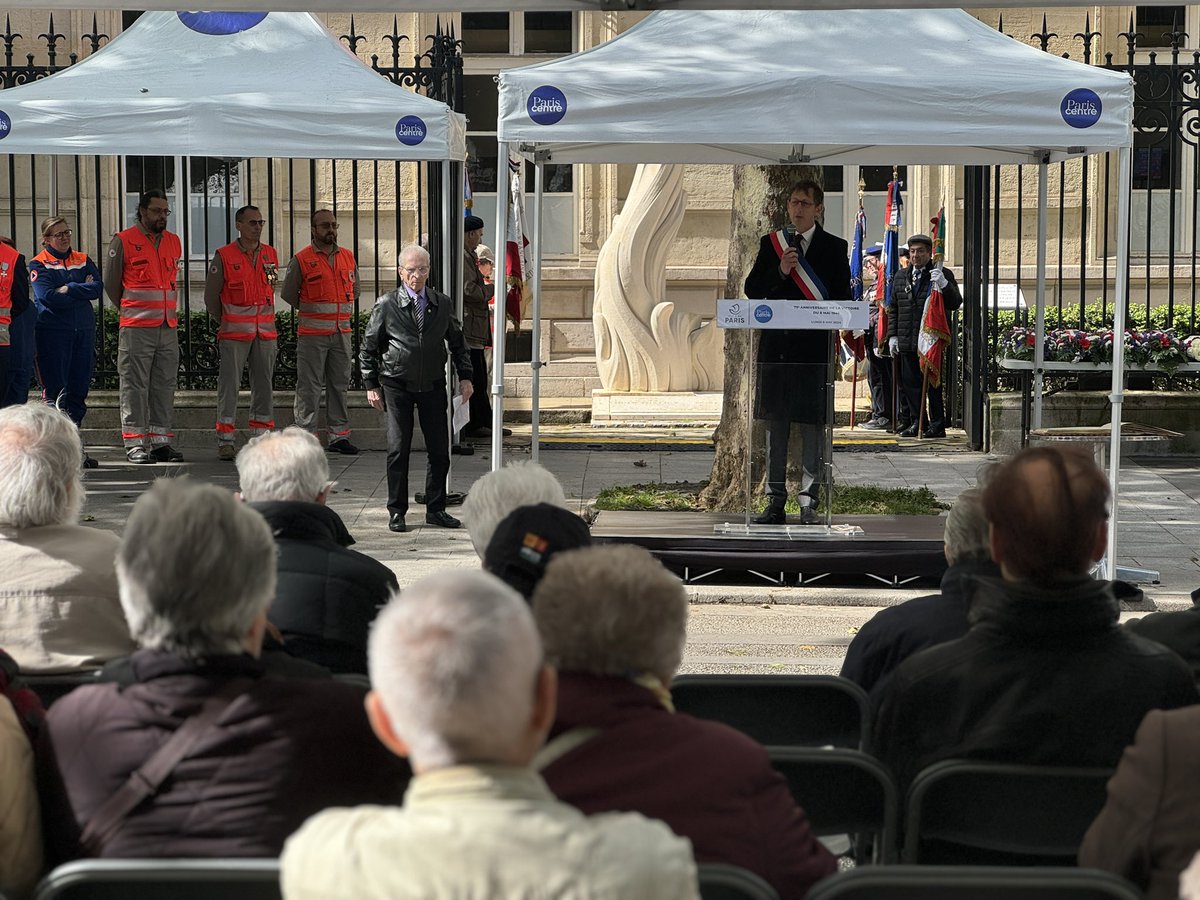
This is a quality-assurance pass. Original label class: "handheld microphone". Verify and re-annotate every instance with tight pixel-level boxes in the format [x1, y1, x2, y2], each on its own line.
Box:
[783, 224, 797, 248]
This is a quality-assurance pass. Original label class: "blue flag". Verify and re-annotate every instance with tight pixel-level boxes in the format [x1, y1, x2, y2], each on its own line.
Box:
[851, 206, 867, 303]
[881, 179, 904, 313]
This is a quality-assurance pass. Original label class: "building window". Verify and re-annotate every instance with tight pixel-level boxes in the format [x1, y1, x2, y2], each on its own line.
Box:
[123, 157, 243, 259]
[1135, 6, 1186, 46]
[462, 12, 572, 55]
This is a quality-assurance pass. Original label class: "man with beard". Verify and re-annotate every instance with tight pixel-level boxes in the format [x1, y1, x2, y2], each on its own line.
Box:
[104, 190, 184, 464]
[282, 209, 360, 455]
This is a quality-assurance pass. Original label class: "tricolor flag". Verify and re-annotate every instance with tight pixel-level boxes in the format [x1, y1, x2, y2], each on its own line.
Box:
[918, 271, 951, 387]
[464, 168, 474, 215]
[930, 202, 946, 263]
[504, 154, 533, 327]
[877, 178, 904, 346]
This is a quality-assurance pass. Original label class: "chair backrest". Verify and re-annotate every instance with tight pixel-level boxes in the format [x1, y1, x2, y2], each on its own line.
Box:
[768, 747, 899, 863]
[903, 760, 1114, 866]
[697, 863, 781, 900]
[806, 865, 1142, 900]
[35, 859, 281, 900]
[20, 671, 102, 707]
[671, 675, 869, 749]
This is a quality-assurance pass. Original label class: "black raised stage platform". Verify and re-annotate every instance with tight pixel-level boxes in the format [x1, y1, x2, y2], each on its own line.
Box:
[590, 511, 947, 587]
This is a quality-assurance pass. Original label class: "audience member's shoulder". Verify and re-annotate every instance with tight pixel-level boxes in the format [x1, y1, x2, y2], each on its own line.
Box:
[281, 806, 398, 898]
[585, 808, 698, 894]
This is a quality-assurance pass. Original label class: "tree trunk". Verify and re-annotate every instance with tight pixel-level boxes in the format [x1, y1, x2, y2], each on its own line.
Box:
[699, 164, 823, 512]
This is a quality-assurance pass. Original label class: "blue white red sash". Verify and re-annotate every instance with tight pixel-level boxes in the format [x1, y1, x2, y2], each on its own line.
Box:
[769, 230, 829, 301]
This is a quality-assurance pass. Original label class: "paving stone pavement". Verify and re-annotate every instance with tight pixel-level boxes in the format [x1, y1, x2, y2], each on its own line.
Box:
[78, 437, 1200, 674]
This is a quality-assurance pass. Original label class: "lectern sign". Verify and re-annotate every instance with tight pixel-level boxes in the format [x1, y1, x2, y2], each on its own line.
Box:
[716, 299, 868, 330]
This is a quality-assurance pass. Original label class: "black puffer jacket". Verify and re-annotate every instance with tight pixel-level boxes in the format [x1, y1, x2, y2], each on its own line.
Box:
[887, 264, 962, 352]
[360, 286, 472, 392]
[871, 574, 1198, 793]
[251, 501, 397, 675]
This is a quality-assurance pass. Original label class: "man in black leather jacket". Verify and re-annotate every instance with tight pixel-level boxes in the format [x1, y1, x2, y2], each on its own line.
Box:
[361, 244, 472, 533]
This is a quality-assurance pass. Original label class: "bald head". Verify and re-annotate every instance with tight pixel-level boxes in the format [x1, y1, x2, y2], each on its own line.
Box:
[982, 446, 1110, 583]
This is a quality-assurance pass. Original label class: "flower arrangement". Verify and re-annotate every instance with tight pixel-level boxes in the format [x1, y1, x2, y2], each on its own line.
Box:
[1000, 326, 1194, 373]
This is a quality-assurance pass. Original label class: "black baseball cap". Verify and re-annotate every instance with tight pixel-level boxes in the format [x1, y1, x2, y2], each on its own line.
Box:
[483, 503, 592, 600]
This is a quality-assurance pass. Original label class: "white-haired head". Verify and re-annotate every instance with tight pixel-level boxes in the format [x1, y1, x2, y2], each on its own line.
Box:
[236, 427, 331, 503]
[0, 403, 84, 528]
[368, 570, 547, 771]
[118, 479, 277, 656]
[943, 488, 990, 566]
[399, 243, 431, 267]
[463, 462, 568, 558]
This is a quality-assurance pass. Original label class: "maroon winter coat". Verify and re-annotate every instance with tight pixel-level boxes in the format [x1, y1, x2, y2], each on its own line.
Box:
[541, 671, 836, 900]
[37, 649, 409, 863]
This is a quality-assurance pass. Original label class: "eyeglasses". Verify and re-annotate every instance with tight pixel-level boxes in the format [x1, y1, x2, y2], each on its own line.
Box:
[791, 199, 818, 209]
[147, 207, 171, 216]
[243, 219, 266, 227]
[47, 230, 72, 240]
[401, 265, 430, 275]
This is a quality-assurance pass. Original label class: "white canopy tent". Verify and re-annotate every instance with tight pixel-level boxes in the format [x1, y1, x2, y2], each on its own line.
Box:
[495, 8, 1135, 564]
[0, 11, 465, 160]
[0, 1, 1184, 12]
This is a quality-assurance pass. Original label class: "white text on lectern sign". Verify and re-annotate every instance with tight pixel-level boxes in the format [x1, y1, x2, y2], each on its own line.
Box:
[716, 300, 868, 330]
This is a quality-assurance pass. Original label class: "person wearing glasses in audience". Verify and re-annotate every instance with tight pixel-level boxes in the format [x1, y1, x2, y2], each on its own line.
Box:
[204, 205, 279, 462]
[29, 218, 100, 467]
[103, 189, 184, 465]
[282, 209, 360, 456]
[361, 244, 472, 534]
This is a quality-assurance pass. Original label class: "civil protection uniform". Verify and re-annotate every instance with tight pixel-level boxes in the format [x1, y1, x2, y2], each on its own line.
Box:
[206, 243, 279, 446]
[284, 245, 358, 444]
[28, 246, 101, 425]
[0, 244, 29, 395]
[107, 225, 181, 451]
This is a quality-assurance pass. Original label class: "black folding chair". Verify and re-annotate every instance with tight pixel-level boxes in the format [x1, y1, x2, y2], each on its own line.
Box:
[19, 671, 102, 707]
[35, 859, 281, 900]
[768, 747, 898, 863]
[806, 865, 1141, 900]
[903, 760, 1114, 866]
[697, 863, 780, 900]
[671, 675, 869, 749]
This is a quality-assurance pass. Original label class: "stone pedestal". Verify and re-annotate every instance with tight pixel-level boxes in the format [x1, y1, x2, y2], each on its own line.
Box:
[590, 389, 722, 425]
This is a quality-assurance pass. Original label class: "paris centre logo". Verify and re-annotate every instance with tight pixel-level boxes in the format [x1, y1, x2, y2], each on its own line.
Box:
[754, 304, 773, 324]
[528, 86, 567, 126]
[1061, 89, 1102, 129]
[178, 13, 268, 34]
[0, 111, 10, 140]
[395, 116, 427, 147]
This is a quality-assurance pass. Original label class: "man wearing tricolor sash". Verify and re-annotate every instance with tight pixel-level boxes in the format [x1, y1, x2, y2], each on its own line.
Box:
[744, 180, 852, 525]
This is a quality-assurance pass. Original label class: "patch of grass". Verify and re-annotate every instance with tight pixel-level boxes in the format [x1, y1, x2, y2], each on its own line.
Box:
[594, 481, 950, 516]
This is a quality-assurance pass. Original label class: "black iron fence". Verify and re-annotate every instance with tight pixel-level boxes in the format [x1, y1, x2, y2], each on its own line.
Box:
[0, 14, 462, 389]
[959, 14, 1200, 447]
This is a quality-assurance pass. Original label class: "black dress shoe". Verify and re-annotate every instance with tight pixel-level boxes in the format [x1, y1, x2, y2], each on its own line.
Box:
[426, 510, 461, 529]
[922, 424, 947, 438]
[328, 439, 360, 456]
[899, 424, 919, 437]
[388, 514, 407, 533]
[451, 444, 474, 456]
[799, 506, 821, 525]
[752, 506, 786, 525]
[150, 444, 184, 462]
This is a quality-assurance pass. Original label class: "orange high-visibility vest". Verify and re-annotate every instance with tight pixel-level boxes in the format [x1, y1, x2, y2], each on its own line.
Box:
[0, 243, 16, 347]
[294, 245, 356, 336]
[216, 242, 279, 341]
[117, 226, 181, 329]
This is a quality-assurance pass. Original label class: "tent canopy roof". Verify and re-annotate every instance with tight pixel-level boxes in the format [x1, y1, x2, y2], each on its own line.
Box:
[0, 12, 465, 160]
[498, 9, 1133, 165]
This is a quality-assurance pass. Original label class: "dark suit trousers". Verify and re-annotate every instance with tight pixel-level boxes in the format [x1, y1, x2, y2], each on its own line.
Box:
[898, 352, 944, 428]
[466, 348, 493, 433]
[382, 381, 449, 516]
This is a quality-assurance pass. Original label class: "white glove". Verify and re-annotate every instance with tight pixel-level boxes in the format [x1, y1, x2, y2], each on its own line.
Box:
[888, 337, 899, 356]
[872, 344, 883, 359]
[929, 268, 948, 290]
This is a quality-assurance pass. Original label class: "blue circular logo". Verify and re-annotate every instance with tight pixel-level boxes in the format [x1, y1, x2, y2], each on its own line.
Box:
[0, 110, 10, 141]
[528, 86, 567, 126]
[395, 116, 427, 147]
[177, 13, 268, 35]
[754, 304, 773, 324]
[1061, 89, 1102, 129]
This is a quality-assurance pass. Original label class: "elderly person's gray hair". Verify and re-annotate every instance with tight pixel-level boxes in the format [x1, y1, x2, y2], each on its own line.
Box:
[398, 243, 431, 267]
[369, 570, 541, 771]
[0, 403, 84, 528]
[118, 479, 277, 656]
[943, 488, 990, 566]
[533, 544, 687, 685]
[236, 427, 331, 502]
[463, 462, 568, 558]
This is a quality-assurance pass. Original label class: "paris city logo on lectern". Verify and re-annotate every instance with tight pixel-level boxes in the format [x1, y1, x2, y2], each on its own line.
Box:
[178, 13, 269, 35]
[754, 304, 774, 324]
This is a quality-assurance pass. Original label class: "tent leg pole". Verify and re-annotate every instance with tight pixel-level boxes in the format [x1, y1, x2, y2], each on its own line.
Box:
[442, 159, 456, 485]
[531, 161, 545, 464]
[1032, 160, 1048, 431]
[1107, 146, 1132, 572]
[491, 143, 511, 470]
